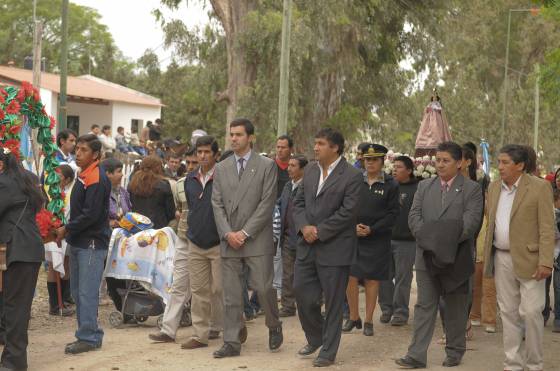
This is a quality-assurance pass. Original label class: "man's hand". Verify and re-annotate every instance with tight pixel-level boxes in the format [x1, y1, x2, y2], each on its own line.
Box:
[532, 265, 552, 281]
[175, 211, 182, 220]
[356, 224, 371, 237]
[302, 225, 318, 244]
[55, 226, 66, 244]
[226, 231, 246, 250]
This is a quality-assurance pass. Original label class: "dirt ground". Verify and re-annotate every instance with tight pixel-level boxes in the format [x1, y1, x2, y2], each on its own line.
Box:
[15, 270, 560, 370]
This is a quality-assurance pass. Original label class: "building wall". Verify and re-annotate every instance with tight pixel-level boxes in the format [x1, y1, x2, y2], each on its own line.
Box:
[39, 88, 55, 117]
[66, 100, 113, 135]
[111, 102, 161, 134]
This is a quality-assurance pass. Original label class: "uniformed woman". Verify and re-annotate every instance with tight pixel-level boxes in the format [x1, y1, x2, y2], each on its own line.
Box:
[343, 144, 399, 336]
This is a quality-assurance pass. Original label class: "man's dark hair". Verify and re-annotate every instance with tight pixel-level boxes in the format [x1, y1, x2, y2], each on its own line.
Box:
[56, 129, 77, 147]
[437, 141, 463, 161]
[101, 157, 124, 174]
[554, 188, 560, 202]
[167, 152, 182, 160]
[196, 135, 219, 154]
[277, 135, 294, 148]
[394, 155, 414, 178]
[102, 125, 111, 131]
[230, 118, 255, 136]
[291, 154, 308, 169]
[77, 134, 102, 157]
[185, 147, 196, 157]
[357, 142, 370, 152]
[90, 124, 100, 130]
[524, 145, 537, 174]
[117, 126, 124, 132]
[58, 164, 75, 182]
[499, 144, 528, 171]
[463, 141, 477, 156]
[315, 128, 344, 155]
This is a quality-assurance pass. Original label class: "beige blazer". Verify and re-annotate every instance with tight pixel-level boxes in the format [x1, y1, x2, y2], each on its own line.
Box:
[483, 173, 555, 279]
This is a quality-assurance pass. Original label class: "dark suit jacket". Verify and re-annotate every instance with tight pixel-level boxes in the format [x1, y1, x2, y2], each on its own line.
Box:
[293, 157, 362, 266]
[0, 172, 44, 266]
[277, 180, 299, 250]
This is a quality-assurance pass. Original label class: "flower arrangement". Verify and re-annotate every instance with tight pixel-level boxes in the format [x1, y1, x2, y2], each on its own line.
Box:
[384, 150, 438, 179]
[36, 209, 63, 243]
[0, 82, 65, 226]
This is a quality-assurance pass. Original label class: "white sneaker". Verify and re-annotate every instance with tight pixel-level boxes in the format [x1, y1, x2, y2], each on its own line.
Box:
[485, 325, 496, 333]
[470, 320, 481, 327]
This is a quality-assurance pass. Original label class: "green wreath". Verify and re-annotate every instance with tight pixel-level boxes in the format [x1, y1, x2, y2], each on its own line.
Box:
[0, 82, 64, 223]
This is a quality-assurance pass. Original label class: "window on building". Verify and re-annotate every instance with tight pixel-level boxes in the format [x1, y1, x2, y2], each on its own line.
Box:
[67, 115, 79, 134]
[131, 119, 142, 134]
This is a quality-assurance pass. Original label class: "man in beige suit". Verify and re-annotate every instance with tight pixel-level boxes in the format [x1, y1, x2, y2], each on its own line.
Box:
[484, 144, 554, 371]
[211, 118, 282, 358]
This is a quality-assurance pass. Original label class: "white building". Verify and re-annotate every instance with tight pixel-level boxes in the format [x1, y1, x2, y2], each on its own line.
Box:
[0, 65, 162, 135]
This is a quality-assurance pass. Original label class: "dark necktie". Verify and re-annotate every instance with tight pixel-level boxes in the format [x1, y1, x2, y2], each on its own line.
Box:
[238, 158, 245, 179]
[441, 182, 449, 207]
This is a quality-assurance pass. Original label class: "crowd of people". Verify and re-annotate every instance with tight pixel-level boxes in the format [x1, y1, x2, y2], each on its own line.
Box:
[0, 117, 558, 371]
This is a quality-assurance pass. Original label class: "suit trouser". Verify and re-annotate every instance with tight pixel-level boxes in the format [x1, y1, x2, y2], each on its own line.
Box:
[469, 262, 497, 326]
[161, 237, 193, 339]
[280, 242, 297, 312]
[378, 240, 416, 320]
[222, 254, 280, 352]
[1, 262, 40, 370]
[494, 250, 545, 371]
[407, 269, 469, 365]
[188, 240, 223, 344]
[294, 259, 349, 361]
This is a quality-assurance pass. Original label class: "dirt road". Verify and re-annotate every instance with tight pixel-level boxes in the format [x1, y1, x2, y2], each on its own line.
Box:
[20, 272, 560, 370]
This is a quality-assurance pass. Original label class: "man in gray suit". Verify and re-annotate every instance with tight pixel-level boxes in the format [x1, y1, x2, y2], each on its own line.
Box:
[293, 128, 362, 367]
[211, 118, 283, 358]
[396, 142, 483, 369]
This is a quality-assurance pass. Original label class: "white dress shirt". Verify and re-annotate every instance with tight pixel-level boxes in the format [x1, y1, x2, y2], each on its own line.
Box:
[494, 177, 521, 251]
[198, 165, 216, 189]
[234, 150, 252, 175]
[317, 156, 342, 196]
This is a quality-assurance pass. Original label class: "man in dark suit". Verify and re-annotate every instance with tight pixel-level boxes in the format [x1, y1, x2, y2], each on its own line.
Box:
[293, 128, 362, 367]
[396, 141, 483, 369]
[278, 155, 308, 317]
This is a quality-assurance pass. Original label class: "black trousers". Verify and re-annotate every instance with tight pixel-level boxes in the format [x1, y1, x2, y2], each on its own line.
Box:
[294, 258, 349, 361]
[1, 262, 40, 370]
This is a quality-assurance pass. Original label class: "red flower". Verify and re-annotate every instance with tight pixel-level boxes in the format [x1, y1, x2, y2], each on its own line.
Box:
[0, 125, 6, 138]
[41, 107, 47, 115]
[33, 88, 40, 102]
[0, 89, 7, 98]
[5, 100, 20, 115]
[49, 116, 56, 130]
[16, 89, 25, 103]
[9, 125, 20, 135]
[36, 209, 63, 239]
[0, 109, 4, 121]
[0, 95, 4, 104]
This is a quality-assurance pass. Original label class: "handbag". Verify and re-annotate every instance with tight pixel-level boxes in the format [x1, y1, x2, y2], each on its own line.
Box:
[0, 199, 28, 271]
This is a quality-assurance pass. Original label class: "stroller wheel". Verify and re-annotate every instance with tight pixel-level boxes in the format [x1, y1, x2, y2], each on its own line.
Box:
[135, 315, 149, 323]
[156, 315, 164, 330]
[109, 311, 124, 328]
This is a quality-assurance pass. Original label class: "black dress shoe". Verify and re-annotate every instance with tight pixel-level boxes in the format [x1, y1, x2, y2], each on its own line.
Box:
[363, 322, 374, 336]
[395, 356, 426, 369]
[64, 341, 100, 355]
[342, 318, 362, 332]
[269, 326, 283, 351]
[442, 357, 461, 367]
[298, 343, 321, 356]
[380, 312, 392, 324]
[313, 357, 334, 367]
[213, 343, 240, 358]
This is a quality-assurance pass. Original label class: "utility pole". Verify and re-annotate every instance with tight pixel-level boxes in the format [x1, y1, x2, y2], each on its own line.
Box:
[31, 0, 43, 171]
[534, 63, 540, 150]
[499, 10, 512, 149]
[58, 0, 69, 131]
[276, 0, 292, 137]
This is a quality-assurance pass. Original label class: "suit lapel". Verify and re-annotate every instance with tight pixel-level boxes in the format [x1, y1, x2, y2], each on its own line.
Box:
[232, 153, 258, 211]
[439, 174, 464, 217]
[510, 174, 529, 220]
[316, 158, 346, 198]
[309, 165, 320, 198]
[226, 156, 239, 214]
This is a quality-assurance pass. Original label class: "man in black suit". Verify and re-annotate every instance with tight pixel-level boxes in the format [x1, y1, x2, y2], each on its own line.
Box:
[293, 128, 362, 367]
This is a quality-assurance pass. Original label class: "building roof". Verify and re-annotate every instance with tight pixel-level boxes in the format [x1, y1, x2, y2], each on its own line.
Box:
[0, 65, 162, 107]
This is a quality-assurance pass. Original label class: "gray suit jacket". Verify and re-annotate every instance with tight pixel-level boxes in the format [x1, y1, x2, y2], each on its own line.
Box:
[409, 174, 483, 270]
[293, 157, 363, 266]
[212, 152, 278, 258]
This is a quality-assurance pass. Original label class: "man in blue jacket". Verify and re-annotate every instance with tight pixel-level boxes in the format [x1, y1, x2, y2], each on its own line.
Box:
[56, 134, 111, 355]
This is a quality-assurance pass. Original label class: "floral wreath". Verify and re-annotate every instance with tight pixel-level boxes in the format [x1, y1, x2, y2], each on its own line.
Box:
[0, 82, 64, 229]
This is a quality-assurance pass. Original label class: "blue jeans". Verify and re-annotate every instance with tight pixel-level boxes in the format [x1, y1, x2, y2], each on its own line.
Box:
[69, 245, 107, 346]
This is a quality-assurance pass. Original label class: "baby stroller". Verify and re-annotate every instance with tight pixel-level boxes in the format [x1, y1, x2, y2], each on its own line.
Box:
[108, 279, 191, 329]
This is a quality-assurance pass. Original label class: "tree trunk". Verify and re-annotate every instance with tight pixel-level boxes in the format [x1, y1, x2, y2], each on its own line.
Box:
[210, 0, 257, 149]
